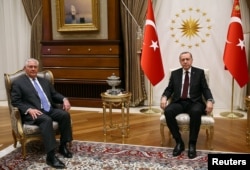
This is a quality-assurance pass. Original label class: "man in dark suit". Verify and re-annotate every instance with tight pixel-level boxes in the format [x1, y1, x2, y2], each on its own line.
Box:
[11, 58, 73, 168]
[160, 51, 214, 159]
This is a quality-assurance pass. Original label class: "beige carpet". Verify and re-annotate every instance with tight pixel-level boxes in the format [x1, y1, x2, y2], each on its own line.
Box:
[0, 140, 223, 169]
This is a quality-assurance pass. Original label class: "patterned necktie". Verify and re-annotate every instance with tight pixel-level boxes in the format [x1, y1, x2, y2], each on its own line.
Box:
[33, 79, 50, 111]
[181, 71, 189, 99]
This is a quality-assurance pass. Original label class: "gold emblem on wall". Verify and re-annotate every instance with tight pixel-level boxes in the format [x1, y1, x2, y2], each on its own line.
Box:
[170, 7, 212, 48]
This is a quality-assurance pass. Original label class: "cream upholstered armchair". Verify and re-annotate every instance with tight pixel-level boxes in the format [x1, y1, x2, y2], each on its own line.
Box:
[160, 69, 215, 150]
[4, 70, 61, 159]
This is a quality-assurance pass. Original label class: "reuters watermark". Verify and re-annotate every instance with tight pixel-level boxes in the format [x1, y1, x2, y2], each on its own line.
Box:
[208, 153, 250, 169]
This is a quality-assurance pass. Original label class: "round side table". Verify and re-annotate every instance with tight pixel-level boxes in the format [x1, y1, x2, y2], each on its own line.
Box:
[101, 92, 132, 143]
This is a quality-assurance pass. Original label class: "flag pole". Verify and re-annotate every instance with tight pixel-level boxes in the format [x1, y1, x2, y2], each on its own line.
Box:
[220, 78, 244, 119]
[139, 0, 164, 114]
[221, 0, 247, 118]
[140, 83, 161, 114]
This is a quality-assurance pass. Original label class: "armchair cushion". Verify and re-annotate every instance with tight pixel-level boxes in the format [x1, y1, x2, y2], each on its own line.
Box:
[160, 113, 215, 125]
[23, 122, 59, 135]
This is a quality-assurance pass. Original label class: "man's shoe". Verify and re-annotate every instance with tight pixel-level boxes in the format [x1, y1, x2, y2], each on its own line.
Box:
[173, 143, 185, 156]
[188, 144, 197, 159]
[59, 145, 73, 158]
[46, 155, 65, 169]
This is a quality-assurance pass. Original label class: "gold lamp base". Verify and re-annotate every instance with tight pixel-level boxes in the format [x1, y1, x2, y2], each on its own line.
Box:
[140, 108, 162, 114]
[220, 111, 244, 119]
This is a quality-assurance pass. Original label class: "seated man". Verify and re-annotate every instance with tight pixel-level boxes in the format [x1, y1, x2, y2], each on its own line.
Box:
[160, 51, 214, 159]
[11, 58, 73, 168]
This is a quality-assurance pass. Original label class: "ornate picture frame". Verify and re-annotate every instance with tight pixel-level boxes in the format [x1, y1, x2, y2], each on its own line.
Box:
[56, 0, 99, 32]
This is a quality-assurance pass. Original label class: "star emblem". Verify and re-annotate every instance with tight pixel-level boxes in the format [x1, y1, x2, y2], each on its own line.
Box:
[180, 17, 201, 39]
[170, 7, 212, 48]
[150, 40, 159, 51]
[237, 39, 245, 50]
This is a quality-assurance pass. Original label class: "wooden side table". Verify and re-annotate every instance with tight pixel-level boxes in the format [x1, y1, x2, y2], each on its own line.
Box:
[101, 92, 132, 143]
[244, 97, 250, 145]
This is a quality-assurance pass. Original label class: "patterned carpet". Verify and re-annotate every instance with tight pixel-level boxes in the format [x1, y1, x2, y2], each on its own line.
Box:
[0, 140, 220, 170]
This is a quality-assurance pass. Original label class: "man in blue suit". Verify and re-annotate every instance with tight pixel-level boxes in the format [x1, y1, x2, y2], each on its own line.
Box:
[11, 58, 73, 168]
[160, 51, 214, 159]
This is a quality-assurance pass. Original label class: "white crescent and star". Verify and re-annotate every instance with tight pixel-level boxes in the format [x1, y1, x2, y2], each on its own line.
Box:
[145, 19, 159, 51]
[226, 16, 245, 50]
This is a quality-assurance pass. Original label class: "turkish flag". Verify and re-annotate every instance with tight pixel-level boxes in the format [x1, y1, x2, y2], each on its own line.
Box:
[223, 0, 249, 88]
[141, 0, 164, 86]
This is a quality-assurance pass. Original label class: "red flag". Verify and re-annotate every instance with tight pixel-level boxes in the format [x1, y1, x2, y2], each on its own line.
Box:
[141, 0, 164, 86]
[223, 0, 249, 88]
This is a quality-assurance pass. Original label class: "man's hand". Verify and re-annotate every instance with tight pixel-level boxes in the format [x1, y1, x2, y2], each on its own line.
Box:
[160, 96, 168, 110]
[28, 108, 43, 120]
[205, 101, 214, 114]
[63, 98, 71, 111]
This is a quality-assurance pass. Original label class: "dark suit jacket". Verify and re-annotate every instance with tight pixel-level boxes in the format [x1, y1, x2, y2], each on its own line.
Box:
[162, 67, 213, 104]
[11, 74, 65, 118]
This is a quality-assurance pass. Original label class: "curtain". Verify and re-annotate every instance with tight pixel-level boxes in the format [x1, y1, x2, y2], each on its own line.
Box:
[245, 0, 250, 95]
[237, 0, 250, 109]
[22, 0, 42, 67]
[120, 0, 147, 106]
[0, 0, 30, 100]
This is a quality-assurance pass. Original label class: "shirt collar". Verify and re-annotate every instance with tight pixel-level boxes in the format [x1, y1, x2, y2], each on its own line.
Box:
[182, 68, 191, 74]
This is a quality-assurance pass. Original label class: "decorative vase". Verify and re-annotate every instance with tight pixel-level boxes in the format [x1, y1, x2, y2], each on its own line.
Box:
[106, 73, 121, 95]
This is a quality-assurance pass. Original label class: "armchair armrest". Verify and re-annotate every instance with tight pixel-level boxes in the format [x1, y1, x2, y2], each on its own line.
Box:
[10, 106, 24, 138]
[206, 111, 213, 117]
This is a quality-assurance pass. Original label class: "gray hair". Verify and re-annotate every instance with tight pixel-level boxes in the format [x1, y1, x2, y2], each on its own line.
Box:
[25, 58, 39, 66]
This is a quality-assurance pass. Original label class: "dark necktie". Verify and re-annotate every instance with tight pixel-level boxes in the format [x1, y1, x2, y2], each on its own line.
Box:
[181, 71, 189, 99]
[33, 79, 50, 111]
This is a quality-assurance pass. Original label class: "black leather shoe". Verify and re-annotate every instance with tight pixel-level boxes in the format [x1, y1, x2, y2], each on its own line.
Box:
[46, 155, 65, 169]
[188, 144, 197, 159]
[59, 145, 73, 158]
[173, 143, 185, 156]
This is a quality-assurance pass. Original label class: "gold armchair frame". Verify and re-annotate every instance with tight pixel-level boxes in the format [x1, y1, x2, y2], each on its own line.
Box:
[4, 70, 60, 159]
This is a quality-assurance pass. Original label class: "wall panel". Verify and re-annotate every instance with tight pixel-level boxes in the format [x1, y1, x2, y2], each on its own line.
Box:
[41, 0, 122, 107]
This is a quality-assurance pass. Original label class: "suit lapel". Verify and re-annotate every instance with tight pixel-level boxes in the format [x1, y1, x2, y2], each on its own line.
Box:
[24, 75, 37, 92]
[23, 75, 41, 100]
[190, 68, 195, 86]
[176, 69, 183, 95]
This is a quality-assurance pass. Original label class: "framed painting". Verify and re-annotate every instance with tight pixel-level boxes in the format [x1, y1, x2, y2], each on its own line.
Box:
[56, 0, 99, 32]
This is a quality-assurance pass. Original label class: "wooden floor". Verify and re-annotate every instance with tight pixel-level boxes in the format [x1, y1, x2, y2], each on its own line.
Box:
[0, 106, 250, 153]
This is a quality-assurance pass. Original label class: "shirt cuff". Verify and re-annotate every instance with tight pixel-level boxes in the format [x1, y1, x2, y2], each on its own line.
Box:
[207, 99, 215, 104]
[25, 108, 31, 115]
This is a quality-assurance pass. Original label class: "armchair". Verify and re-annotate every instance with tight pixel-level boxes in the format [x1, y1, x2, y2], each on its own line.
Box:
[4, 70, 60, 159]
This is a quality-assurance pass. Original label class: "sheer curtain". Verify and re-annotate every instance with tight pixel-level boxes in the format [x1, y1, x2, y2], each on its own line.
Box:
[243, 0, 250, 95]
[0, 0, 30, 100]
[236, 0, 250, 109]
